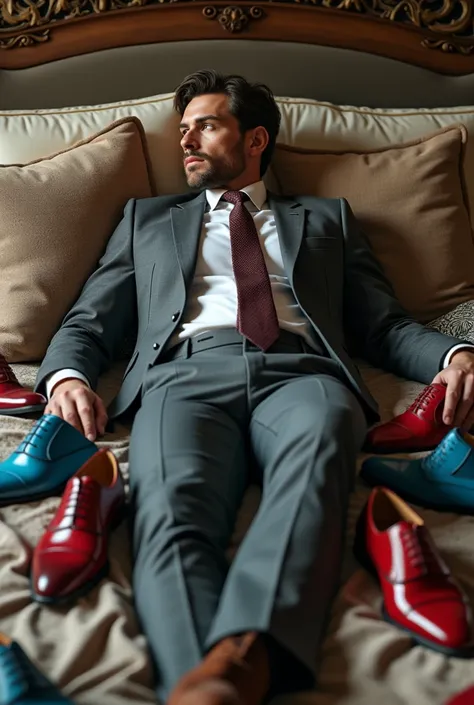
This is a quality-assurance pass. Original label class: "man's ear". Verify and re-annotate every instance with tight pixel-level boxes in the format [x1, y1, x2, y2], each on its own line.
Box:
[248, 126, 269, 157]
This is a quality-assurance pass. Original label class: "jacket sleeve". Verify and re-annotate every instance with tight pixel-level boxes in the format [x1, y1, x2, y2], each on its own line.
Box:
[36, 199, 138, 394]
[341, 198, 463, 383]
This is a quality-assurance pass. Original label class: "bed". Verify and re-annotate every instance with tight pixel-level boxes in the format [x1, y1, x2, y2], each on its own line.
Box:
[0, 1, 474, 703]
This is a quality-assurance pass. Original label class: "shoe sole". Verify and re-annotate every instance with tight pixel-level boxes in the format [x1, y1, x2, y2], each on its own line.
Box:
[359, 476, 474, 516]
[353, 543, 474, 658]
[381, 606, 474, 658]
[0, 404, 46, 416]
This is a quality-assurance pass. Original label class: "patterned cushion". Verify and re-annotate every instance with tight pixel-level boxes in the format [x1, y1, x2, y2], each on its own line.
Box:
[428, 300, 474, 342]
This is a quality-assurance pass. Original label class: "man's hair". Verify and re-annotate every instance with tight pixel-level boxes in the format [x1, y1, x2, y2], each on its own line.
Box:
[174, 69, 281, 177]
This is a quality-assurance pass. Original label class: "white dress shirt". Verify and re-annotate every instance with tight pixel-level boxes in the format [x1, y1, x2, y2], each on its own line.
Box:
[46, 181, 473, 397]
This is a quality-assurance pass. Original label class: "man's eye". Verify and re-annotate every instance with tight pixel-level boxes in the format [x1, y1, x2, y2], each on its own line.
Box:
[181, 129, 188, 136]
[202, 124, 214, 130]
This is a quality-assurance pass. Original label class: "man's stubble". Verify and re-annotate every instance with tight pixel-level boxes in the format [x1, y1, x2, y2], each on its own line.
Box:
[185, 139, 247, 190]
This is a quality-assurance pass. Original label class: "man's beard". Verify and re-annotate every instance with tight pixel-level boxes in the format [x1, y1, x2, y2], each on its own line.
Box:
[184, 145, 246, 190]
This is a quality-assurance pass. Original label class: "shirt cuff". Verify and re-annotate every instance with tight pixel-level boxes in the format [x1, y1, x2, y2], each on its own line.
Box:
[443, 343, 474, 369]
[46, 369, 90, 399]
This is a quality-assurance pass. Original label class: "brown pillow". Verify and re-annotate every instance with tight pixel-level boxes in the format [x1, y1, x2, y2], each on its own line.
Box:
[272, 125, 474, 322]
[0, 117, 155, 361]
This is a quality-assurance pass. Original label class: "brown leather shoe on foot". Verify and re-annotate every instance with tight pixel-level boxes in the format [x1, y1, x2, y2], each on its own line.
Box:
[168, 632, 270, 705]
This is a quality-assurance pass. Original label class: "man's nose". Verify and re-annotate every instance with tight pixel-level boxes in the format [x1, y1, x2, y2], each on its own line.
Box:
[181, 130, 199, 151]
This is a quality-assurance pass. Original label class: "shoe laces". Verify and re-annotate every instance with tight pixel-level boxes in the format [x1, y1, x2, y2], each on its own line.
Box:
[0, 354, 18, 385]
[60, 477, 97, 531]
[423, 432, 457, 472]
[17, 416, 55, 456]
[400, 524, 445, 577]
[408, 385, 439, 416]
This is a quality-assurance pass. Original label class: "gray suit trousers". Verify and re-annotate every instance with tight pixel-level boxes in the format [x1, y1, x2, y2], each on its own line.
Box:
[128, 331, 368, 699]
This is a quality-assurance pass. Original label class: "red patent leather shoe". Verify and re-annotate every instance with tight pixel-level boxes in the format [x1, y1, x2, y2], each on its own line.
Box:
[354, 487, 473, 656]
[31, 448, 125, 604]
[445, 685, 474, 705]
[364, 383, 450, 453]
[0, 353, 46, 416]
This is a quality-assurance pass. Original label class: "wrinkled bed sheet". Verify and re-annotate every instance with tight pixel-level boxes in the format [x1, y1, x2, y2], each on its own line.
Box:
[0, 361, 472, 705]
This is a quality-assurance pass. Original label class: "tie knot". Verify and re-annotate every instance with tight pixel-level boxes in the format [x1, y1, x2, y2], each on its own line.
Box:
[222, 190, 248, 205]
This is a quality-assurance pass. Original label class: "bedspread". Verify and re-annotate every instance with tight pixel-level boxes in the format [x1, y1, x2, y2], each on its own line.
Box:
[0, 361, 472, 705]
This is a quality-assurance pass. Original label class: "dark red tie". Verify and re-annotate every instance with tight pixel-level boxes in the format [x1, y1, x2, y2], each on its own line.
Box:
[222, 190, 280, 351]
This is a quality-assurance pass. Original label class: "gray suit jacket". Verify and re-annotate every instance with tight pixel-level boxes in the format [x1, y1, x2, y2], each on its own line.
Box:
[36, 192, 462, 421]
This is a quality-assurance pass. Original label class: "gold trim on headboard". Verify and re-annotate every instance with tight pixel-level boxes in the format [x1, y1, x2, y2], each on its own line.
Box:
[0, 0, 472, 73]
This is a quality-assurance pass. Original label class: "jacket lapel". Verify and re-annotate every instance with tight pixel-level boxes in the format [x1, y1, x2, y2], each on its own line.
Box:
[170, 191, 207, 292]
[169, 191, 305, 291]
[268, 193, 305, 285]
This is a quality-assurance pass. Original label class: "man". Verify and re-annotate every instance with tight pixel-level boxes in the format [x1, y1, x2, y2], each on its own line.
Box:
[37, 70, 474, 705]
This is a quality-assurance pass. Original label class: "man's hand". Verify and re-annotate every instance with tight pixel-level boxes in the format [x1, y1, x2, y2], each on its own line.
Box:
[45, 379, 108, 442]
[432, 350, 474, 429]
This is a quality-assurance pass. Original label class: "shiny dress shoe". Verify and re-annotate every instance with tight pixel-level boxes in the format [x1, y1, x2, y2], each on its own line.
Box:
[168, 632, 270, 705]
[0, 414, 97, 506]
[365, 383, 450, 454]
[0, 354, 46, 416]
[0, 633, 73, 703]
[353, 487, 473, 656]
[444, 685, 474, 705]
[31, 448, 125, 604]
[361, 429, 474, 514]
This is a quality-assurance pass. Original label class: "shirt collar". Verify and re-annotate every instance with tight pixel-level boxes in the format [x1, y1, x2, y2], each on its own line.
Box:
[206, 181, 267, 212]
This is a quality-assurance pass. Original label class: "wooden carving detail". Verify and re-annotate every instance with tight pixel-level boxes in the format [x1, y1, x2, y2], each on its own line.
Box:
[0, 29, 49, 48]
[0, 0, 147, 35]
[203, 5, 264, 32]
[314, 0, 473, 55]
[422, 38, 474, 55]
[0, 0, 472, 54]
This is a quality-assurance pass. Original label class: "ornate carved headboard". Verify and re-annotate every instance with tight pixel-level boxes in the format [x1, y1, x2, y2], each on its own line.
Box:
[0, 0, 473, 109]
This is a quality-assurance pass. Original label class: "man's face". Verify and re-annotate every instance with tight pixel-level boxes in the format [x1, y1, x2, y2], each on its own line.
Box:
[179, 93, 247, 189]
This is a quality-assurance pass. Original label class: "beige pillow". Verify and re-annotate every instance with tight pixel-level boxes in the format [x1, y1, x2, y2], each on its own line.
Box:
[272, 125, 474, 322]
[0, 117, 155, 362]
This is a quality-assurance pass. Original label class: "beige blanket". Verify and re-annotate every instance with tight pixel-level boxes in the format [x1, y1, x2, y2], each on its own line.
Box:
[0, 362, 472, 705]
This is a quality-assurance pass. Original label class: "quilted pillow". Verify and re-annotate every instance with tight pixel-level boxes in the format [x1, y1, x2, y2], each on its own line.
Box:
[428, 300, 474, 342]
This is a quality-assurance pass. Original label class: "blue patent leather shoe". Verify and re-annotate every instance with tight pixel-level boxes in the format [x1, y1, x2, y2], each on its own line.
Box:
[0, 415, 97, 506]
[0, 635, 73, 703]
[360, 428, 474, 513]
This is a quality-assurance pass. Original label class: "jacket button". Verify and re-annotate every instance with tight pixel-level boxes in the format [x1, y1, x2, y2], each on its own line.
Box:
[171, 311, 180, 322]
[153, 343, 160, 351]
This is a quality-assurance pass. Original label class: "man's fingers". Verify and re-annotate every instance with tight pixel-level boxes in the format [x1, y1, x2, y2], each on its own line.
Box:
[93, 396, 108, 436]
[44, 400, 63, 419]
[46, 386, 101, 441]
[77, 399, 98, 442]
[57, 396, 84, 435]
[443, 374, 463, 425]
